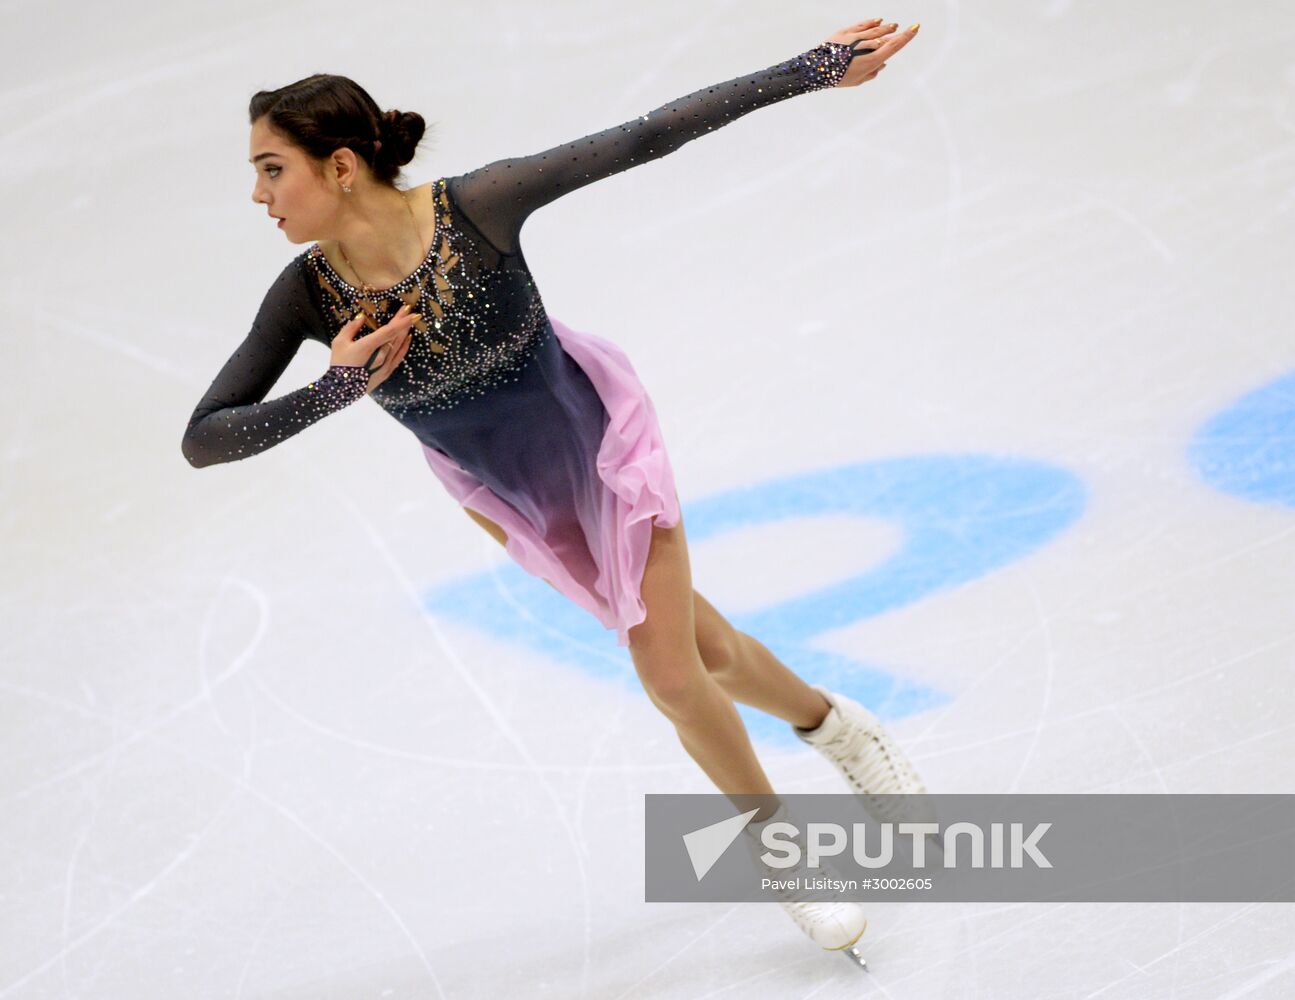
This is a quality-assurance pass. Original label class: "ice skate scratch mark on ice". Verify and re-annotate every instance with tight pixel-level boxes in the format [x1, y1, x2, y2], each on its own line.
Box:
[615, 0, 736, 106]
[691, 948, 882, 1000]
[1007, 572, 1056, 793]
[0, 787, 240, 998]
[914, 631, 1295, 772]
[799, 978, 844, 999]
[609, 905, 742, 1000]
[54, 704, 136, 995]
[1089, 716, 1295, 793]
[672, 370, 756, 455]
[1212, 947, 1295, 999]
[476, 541, 626, 868]
[232, 893, 286, 1000]
[0, 718, 452, 1000]
[570, 684, 631, 863]
[1097, 521, 1295, 620]
[0, 616, 447, 997]
[1099, 709, 1171, 793]
[310, 466, 597, 991]
[1081, 902, 1263, 1000]
[0, 17, 287, 144]
[906, 609, 1042, 758]
[630, 0, 961, 246]
[1023, 524, 1295, 722]
[198, 575, 269, 746]
[881, 899, 1084, 992]
[0, 665, 688, 797]
[35, 304, 195, 381]
[0, 571, 276, 806]
[915, 58, 964, 275]
[195, 746, 449, 999]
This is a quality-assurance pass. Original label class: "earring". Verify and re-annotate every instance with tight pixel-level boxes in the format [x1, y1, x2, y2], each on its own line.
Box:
[343, 185, 351, 193]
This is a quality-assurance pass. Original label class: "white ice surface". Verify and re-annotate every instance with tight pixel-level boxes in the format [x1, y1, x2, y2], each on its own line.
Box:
[3, 0, 1295, 997]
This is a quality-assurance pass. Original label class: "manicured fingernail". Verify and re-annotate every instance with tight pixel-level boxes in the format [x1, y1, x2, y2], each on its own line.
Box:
[909, 23, 920, 32]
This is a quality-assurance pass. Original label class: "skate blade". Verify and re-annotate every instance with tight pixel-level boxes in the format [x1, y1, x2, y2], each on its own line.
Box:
[839, 945, 867, 970]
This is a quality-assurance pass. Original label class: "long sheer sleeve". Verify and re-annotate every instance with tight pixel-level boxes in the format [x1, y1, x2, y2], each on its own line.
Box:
[181, 261, 371, 469]
[446, 40, 856, 256]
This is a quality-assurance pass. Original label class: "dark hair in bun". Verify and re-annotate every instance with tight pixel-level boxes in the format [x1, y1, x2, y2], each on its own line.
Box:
[248, 74, 431, 188]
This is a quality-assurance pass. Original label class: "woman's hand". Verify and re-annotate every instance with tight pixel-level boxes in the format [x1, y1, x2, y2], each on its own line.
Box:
[825, 18, 920, 87]
[330, 304, 419, 393]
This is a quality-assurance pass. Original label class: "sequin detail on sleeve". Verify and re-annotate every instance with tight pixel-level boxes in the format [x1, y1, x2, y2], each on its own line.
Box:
[181, 262, 371, 468]
[445, 41, 854, 256]
[309, 364, 371, 398]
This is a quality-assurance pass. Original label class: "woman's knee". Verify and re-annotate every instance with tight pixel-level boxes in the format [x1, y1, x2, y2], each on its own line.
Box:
[627, 519, 713, 712]
[630, 643, 711, 715]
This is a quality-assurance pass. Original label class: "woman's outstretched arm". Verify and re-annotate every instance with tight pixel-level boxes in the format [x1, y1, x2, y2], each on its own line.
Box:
[181, 263, 370, 468]
[444, 21, 916, 257]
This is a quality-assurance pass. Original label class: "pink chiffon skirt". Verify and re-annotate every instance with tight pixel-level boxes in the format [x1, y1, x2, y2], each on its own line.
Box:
[419, 315, 681, 646]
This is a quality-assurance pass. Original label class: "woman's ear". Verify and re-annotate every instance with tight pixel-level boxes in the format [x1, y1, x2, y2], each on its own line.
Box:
[328, 148, 358, 190]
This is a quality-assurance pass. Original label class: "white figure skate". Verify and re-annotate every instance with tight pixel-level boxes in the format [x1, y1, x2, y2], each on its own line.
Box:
[745, 804, 868, 970]
[794, 685, 940, 838]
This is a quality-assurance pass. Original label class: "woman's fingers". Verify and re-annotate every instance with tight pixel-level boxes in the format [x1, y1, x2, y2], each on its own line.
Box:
[851, 21, 896, 44]
[370, 332, 414, 389]
[377, 309, 420, 345]
[826, 18, 892, 48]
[856, 23, 917, 59]
[834, 20, 917, 86]
[883, 27, 918, 54]
[838, 20, 899, 56]
[353, 306, 420, 388]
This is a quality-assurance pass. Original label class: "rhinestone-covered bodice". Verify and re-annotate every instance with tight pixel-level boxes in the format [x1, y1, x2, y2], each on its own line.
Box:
[304, 178, 553, 416]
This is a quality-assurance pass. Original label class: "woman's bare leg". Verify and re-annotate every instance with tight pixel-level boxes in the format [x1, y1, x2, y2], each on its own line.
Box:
[627, 517, 781, 818]
[691, 590, 832, 730]
[466, 504, 833, 731]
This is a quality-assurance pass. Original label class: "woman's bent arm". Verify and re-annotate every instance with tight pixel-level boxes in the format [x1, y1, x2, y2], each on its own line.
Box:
[181, 263, 369, 468]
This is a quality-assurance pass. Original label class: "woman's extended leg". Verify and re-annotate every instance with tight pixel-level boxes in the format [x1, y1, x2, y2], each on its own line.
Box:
[629, 514, 872, 954]
[627, 516, 779, 816]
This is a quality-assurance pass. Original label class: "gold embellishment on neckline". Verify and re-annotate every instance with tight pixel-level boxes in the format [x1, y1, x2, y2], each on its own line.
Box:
[306, 181, 460, 350]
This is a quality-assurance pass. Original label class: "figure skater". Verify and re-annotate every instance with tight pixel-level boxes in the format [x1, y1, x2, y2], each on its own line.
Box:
[183, 17, 927, 963]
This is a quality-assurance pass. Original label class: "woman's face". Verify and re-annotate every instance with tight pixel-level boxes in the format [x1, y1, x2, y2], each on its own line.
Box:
[248, 117, 331, 243]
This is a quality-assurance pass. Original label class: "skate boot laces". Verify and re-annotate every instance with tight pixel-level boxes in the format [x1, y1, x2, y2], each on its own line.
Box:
[809, 691, 933, 825]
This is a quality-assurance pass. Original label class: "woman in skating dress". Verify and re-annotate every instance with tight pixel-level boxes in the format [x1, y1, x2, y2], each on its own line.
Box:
[183, 17, 928, 961]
